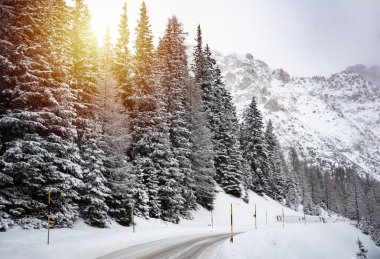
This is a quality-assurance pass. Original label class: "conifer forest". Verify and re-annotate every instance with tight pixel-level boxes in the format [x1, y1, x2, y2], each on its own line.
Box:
[0, 0, 379, 249]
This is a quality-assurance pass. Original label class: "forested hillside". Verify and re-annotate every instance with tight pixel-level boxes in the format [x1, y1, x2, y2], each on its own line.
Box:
[0, 0, 379, 246]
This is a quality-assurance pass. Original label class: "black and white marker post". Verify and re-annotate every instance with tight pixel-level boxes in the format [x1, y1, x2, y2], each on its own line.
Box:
[230, 203, 233, 243]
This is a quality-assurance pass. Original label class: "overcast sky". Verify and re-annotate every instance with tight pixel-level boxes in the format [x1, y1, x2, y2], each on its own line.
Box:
[84, 0, 380, 77]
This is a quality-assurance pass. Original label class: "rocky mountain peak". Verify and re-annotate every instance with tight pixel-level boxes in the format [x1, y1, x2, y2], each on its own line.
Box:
[345, 64, 380, 85]
[215, 52, 380, 179]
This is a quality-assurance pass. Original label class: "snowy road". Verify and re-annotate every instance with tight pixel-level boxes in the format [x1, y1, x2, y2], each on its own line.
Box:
[97, 232, 240, 259]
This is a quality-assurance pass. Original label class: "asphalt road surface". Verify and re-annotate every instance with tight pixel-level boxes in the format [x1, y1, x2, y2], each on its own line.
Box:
[98, 232, 239, 259]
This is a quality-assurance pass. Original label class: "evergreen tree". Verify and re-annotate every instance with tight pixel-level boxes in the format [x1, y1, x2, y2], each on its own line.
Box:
[192, 37, 244, 197]
[308, 166, 324, 207]
[300, 168, 319, 215]
[114, 2, 131, 89]
[285, 168, 301, 210]
[190, 26, 217, 208]
[356, 238, 368, 259]
[209, 48, 244, 197]
[331, 166, 348, 215]
[265, 120, 286, 201]
[189, 78, 216, 210]
[70, 0, 98, 123]
[346, 172, 366, 224]
[322, 171, 335, 211]
[71, 0, 110, 227]
[240, 96, 269, 195]
[114, 2, 132, 112]
[126, 1, 158, 218]
[97, 28, 132, 226]
[283, 150, 300, 209]
[289, 149, 319, 215]
[0, 0, 83, 230]
[157, 16, 195, 219]
[98, 28, 116, 133]
[193, 25, 205, 85]
[80, 140, 110, 227]
[128, 0, 155, 146]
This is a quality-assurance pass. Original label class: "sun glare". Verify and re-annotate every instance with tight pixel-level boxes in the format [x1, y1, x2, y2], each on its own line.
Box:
[85, 0, 131, 44]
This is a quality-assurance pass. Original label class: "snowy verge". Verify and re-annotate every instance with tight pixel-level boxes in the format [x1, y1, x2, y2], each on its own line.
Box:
[214, 223, 380, 259]
[0, 219, 226, 259]
[1, 189, 379, 258]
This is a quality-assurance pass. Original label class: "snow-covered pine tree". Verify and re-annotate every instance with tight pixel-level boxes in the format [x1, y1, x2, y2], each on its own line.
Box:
[129, 0, 155, 126]
[356, 238, 368, 259]
[70, 0, 98, 125]
[0, 0, 84, 230]
[193, 25, 206, 87]
[289, 149, 318, 215]
[265, 120, 286, 201]
[98, 28, 115, 133]
[148, 106, 182, 222]
[70, 0, 110, 227]
[331, 166, 348, 215]
[307, 166, 324, 208]
[240, 96, 269, 195]
[192, 38, 244, 197]
[113, 2, 131, 95]
[285, 167, 301, 210]
[346, 171, 366, 224]
[367, 180, 380, 245]
[126, 1, 158, 218]
[301, 170, 319, 215]
[80, 139, 110, 227]
[190, 26, 217, 209]
[113, 2, 133, 125]
[281, 149, 300, 209]
[146, 111, 174, 220]
[188, 78, 216, 210]
[156, 16, 196, 219]
[97, 28, 133, 226]
[321, 171, 335, 211]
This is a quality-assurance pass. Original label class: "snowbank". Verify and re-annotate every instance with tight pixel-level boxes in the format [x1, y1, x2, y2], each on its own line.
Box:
[1, 189, 379, 258]
[214, 223, 380, 259]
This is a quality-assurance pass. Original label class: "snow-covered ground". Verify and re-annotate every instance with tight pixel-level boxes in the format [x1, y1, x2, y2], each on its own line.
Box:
[1, 189, 379, 258]
[215, 223, 380, 259]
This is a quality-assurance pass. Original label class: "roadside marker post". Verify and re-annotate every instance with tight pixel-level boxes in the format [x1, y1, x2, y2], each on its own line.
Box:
[266, 210, 268, 225]
[131, 202, 135, 233]
[254, 204, 257, 230]
[304, 211, 307, 227]
[282, 208, 284, 228]
[47, 192, 51, 245]
[230, 203, 233, 243]
[211, 209, 214, 229]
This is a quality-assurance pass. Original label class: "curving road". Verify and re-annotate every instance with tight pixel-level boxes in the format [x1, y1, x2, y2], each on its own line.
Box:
[98, 233, 239, 259]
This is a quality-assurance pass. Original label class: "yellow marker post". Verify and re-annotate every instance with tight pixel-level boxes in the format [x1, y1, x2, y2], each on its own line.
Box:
[282, 208, 285, 228]
[131, 202, 135, 233]
[47, 192, 51, 245]
[230, 203, 233, 243]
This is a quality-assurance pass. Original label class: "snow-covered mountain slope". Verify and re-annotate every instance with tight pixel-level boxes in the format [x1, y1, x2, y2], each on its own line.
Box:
[346, 64, 380, 86]
[214, 52, 380, 179]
